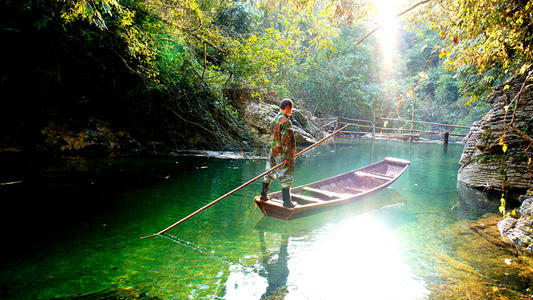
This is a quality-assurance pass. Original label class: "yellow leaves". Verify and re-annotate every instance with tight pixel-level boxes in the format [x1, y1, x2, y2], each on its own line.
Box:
[498, 134, 508, 153]
[504, 105, 509, 112]
[438, 48, 448, 59]
[407, 87, 415, 97]
[499, 194, 506, 214]
[519, 63, 531, 74]
[396, 96, 405, 107]
[503, 85, 510, 90]
[249, 34, 257, 43]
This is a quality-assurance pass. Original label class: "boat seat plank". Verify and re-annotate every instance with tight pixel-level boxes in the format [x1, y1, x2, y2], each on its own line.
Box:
[344, 187, 364, 193]
[265, 198, 283, 204]
[292, 193, 326, 203]
[302, 187, 352, 198]
[384, 157, 410, 165]
[354, 171, 392, 181]
[367, 171, 394, 178]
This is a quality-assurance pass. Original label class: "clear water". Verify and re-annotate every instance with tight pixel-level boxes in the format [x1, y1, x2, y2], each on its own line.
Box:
[0, 139, 527, 299]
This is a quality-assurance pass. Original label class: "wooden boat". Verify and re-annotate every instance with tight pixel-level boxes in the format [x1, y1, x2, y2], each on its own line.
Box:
[254, 157, 410, 220]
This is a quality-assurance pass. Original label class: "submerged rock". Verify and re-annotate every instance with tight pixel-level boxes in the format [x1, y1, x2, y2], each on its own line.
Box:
[458, 71, 533, 193]
[498, 196, 533, 253]
[56, 287, 161, 299]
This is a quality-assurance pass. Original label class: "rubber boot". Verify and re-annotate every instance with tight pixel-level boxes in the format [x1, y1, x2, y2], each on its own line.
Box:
[282, 188, 295, 208]
[260, 182, 270, 200]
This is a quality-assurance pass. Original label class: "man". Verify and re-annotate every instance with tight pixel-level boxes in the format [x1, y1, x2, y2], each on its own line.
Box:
[260, 98, 296, 208]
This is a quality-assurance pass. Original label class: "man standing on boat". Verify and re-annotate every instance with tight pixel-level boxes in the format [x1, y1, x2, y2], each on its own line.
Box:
[260, 98, 297, 208]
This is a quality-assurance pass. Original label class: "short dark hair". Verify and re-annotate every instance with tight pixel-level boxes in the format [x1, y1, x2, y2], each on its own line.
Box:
[280, 98, 293, 109]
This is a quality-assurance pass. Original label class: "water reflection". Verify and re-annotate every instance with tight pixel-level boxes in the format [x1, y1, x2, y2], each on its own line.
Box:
[223, 189, 426, 300]
[258, 232, 290, 299]
[453, 182, 500, 220]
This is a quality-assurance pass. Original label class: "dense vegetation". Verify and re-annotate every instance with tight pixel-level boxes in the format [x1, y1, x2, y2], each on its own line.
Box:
[0, 0, 531, 154]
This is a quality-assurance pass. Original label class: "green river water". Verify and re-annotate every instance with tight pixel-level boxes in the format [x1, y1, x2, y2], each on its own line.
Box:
[0, 139, 530, 299]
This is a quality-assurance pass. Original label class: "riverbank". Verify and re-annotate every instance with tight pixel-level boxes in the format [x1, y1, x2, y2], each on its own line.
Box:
[428, 215, 533, 299]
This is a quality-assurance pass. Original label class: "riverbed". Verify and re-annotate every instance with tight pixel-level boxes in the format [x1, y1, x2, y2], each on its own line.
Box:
[0, 139, 531, 299]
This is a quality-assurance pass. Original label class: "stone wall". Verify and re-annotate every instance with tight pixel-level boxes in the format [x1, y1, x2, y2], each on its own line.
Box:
[458, 72, 533, 192]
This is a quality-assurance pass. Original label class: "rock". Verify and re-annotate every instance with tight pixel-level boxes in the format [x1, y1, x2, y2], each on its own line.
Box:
[242, 102, 325, 146]
[498, 196, 533, 253]
[519, 197, 533, 216]
[39, 119, 143, 155]
[454, 182, 499, 220]
[458, 71, 533, 193]
[57, 287, 161, 299]
[497, 216, 518, 235]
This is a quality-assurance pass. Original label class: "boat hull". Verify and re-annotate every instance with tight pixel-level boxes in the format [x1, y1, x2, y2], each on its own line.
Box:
[254, 157, 410, 220]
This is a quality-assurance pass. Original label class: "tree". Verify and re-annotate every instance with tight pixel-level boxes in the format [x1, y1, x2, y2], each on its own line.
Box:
[407, 0, 533, 103]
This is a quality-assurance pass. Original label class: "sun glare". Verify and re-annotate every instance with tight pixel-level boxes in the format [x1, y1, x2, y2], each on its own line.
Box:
[374, 0, 401, 74]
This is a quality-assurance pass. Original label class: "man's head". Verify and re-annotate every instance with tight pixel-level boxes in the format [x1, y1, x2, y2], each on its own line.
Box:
[280, 98, 293, 115]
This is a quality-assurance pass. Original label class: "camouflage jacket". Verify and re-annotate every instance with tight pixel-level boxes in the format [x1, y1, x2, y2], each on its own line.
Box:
[269, 111, 296, 160]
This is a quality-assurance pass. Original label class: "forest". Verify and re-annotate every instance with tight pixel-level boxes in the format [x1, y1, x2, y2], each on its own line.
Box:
[2, 1, 533, 299]
[2, 0, 530, 154]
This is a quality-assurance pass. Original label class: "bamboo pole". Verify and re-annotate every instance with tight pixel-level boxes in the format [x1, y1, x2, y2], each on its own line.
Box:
[340, 131, 372, 135]
[140, 124, 352, 239]
[379, 117, 470, 129]
[339, 122, 467, 136]
[338, 123, 466, 136]
[410, 101, 415, 144]
[320, 119, 338, 129]
[372, 103, 376, 139]
[340, 117, 374, 123]
[370, 102, 375, 162]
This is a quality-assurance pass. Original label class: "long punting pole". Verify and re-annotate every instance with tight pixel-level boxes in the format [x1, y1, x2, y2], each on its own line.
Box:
[140, 124, 351, 239]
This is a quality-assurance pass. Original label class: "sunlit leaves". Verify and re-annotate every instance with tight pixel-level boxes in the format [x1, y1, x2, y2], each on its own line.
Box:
[499, 194, 506, 215]
[59, 0, 123, 30]
[407, 0, 533, 104]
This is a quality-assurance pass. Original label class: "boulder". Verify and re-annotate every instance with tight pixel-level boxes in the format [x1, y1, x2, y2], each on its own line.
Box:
[498, 196, 533, 253]
[458, 71, 533, 193]
[243, 102, 324, 146]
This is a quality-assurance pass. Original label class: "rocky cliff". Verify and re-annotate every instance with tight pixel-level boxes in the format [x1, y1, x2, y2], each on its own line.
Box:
[458, 72, 533, 193]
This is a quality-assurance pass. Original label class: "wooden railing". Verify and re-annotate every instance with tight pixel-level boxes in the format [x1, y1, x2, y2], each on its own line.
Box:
[321, 115, 470, 146]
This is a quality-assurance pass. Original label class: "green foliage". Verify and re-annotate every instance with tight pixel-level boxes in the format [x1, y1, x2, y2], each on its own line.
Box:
[475, 153, 503, 164]
[398, 25, 489, 131]
[407, 0, 533, 104]
[4, 0, 527, 151]
[286, 25, 380, 118]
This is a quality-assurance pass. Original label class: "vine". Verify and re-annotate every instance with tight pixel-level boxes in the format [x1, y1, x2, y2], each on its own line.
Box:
[498, 70, 533, 215]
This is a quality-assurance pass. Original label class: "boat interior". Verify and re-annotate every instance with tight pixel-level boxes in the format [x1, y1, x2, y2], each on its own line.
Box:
[265, 158, 408, 207]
